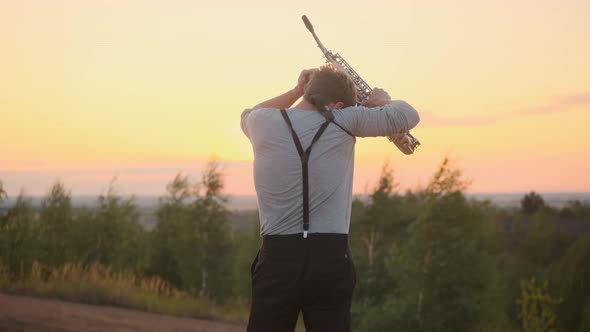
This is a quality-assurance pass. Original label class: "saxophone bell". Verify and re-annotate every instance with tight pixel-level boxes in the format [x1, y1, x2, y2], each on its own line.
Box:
[388, 132, 421, 155]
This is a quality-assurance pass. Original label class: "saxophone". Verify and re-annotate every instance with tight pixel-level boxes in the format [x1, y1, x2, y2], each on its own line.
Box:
[302, 15, 421, 155]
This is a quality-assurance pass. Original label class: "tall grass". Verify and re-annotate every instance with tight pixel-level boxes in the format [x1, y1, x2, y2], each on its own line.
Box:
[0, 260, 248, 322]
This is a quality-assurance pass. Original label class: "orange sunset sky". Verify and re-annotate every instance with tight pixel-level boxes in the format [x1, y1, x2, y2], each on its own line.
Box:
[1, 0, 589, 197]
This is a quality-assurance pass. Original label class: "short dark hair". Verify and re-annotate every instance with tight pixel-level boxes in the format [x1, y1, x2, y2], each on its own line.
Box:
[304, 65, 357, 109]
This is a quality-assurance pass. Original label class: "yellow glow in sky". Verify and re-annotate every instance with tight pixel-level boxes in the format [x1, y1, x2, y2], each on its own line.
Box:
[1, 0, 589, 195]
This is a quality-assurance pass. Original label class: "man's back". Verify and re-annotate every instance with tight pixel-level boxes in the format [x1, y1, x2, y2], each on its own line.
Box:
[244, 107, 355, 235]
[241, 101, 419, 235]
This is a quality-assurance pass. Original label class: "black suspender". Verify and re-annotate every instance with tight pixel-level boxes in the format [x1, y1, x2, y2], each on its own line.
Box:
[279, 109, 354, 238]
[317, 108, 355, 137]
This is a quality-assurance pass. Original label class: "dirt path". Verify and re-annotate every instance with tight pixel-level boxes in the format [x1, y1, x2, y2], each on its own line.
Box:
[0, 293, 245, 332]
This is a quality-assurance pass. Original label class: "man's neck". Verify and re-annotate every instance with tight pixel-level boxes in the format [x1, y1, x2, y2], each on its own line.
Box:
[293, 99, 317, 111]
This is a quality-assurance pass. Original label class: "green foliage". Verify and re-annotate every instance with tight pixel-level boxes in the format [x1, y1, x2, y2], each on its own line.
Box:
[393, 193, 500, 332]
[2, 160, 590, 330]
[149, 173, 193, 287]
[39, 182, 76, 267]
[424, 157, 470, 197]
[521, 192, 545, 216]
[82, 182, 146, 271]
[521, 209, 560, 266]
[559, 200, 590, 219]
[0, 193, 38, 279]
[192, 162, 233, 299]
[349, 163, 407, 302]
[0, 264, 8, 289]
[556, 234, 590, 332]
[516, 278, 561, 332]
[352, 158, 504, 332]
[579, 301, 590, 332]
[149, 161, 234, 300]
[232, 223, 261, 300]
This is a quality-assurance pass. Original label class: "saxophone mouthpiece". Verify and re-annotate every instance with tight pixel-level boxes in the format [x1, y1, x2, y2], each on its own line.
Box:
[302, 15, 314, 33]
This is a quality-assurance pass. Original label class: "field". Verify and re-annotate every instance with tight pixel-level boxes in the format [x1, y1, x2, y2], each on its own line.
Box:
[0, 293, 245, 332]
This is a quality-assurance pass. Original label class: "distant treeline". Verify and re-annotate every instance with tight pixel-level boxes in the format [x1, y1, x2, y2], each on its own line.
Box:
[0, 159, 589, 332]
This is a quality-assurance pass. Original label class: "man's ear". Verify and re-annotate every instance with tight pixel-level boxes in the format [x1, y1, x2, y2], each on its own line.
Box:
[333, 102, 345, 110]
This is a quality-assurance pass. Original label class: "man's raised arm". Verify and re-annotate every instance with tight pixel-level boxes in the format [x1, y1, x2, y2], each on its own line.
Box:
[334, 88, 420, 138]
[253, 69, 317, 110]
[240, 69, 317, 138]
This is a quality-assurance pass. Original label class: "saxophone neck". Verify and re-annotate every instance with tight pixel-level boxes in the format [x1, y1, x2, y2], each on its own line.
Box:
[311, 31, 330, 57]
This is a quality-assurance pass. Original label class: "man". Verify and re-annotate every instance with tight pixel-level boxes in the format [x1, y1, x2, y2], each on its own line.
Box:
[241, 65, 420, 332]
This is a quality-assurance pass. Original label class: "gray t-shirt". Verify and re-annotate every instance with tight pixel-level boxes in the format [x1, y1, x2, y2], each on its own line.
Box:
[241, 101, 420, 235]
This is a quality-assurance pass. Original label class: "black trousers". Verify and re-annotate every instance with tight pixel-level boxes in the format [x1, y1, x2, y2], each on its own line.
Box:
[247, 233, 356, 332]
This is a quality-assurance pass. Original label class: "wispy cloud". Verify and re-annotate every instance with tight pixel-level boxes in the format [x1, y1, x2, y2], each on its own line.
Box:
[421, 93, 590, 128]
[517, 93, 590, 115]
[420, 111, 497, 127]
[0, 161, 254, 196]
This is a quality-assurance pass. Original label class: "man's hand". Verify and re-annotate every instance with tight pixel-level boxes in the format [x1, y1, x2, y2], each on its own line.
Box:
[254, 69, 318, 110]
[362, 88, 392, 108]
[295, 68, 318, 95]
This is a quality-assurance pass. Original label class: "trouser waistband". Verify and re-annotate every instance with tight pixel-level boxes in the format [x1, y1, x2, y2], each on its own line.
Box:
[262, 233, 348, 241]
[261, 233, 349, 253]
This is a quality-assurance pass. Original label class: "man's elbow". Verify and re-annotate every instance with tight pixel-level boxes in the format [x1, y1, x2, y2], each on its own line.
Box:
[241, 108, 256, 138]
[396, 100, 420, 130]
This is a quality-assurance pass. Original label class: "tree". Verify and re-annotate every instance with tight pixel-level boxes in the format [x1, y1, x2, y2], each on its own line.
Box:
[0, 192, 38, 278]
[350, 163, 408, 303]
[521, 209, 560, 267]
[414, 158, 470, 330]
[232, 221, 261, 300]
[423, 158, 470, 197]
[149, 161, 233, 300]
[366, 158, 501, 332]
[149, 173, 194, 288]
[83, 181, 146, 271]
[522, 192, 545, 216]
[516, 278, 561, 332]
[191, 161, 233, 299]
[559, 200, 590, 219]
[39, 182, 75, 267]
[401, 195, 498, 331]
[579, 302, 590, 332]
[360, 162, 398, 269]
[557, 234, 590, 332]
